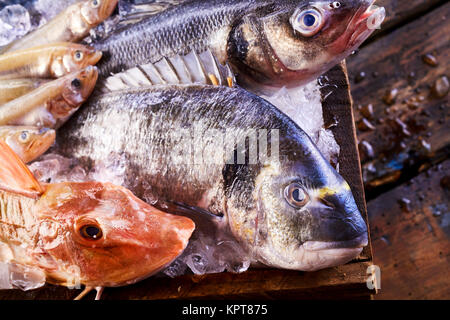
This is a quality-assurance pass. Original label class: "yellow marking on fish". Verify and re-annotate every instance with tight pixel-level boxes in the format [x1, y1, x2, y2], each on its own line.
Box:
[316, 182, 351, 198]
[227, 77, 234, 88]
[208, 74, 219, 86]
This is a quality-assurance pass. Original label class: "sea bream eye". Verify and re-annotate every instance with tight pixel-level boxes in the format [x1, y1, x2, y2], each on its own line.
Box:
[291, 8, 324, 37]
[284, 183, 310, 209]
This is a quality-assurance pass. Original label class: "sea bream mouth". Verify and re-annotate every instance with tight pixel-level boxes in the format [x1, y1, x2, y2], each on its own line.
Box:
[348, 1, 386, 47]
[286, 233, 368, 271]
[302, 233, 368, 251]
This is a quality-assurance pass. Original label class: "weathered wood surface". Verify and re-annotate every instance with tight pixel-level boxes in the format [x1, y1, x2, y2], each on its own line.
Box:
[368, 0, 446, 41]
[0, 261, 374, 300]
[368, 160, 450, 300]
[347, 1, 450, 198]
[0, 64, 374, 300]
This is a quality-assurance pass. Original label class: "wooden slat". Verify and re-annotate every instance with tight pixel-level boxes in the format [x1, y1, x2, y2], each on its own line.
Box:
[369, 0, 445, 41]
[320, 62, 372, 261]
[368, 160, 450, 299]
[0, 261, 374, 300]
[347, 2, 450, 195]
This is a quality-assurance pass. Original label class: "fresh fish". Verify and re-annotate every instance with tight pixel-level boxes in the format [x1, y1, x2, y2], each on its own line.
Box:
[0, 42, 102, 80]
[0, 141, 195, 299]
[92, 0, 385, 91]
[0, 126, 55, 163]
[57, 81, 368, 271]
[1, 0, 119, 53]
[0, 79, 49, 105]
[0, 66, 98, 128]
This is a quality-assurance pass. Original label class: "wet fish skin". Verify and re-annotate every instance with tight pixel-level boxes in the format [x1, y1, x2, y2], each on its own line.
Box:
[0, 66, 98, 128]
[57, 85, 368, 271]
[0, 141, 195, 290]
[0, 42, 102, 80]
[0, 79, 49, 105]
[2, 0, 119, 53]
[93, 0, 384, 90]
[0, 126, 55, 163]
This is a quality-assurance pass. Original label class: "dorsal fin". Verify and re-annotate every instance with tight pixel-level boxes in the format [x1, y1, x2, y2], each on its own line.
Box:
[0, 141, 44, 198]
[103, 49, 236, 92]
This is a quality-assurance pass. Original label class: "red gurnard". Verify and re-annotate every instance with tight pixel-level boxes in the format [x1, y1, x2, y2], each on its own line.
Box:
[0, 141, 195, 299]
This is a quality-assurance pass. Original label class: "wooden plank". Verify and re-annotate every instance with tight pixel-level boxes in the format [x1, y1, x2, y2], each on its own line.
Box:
[369, 0, 445, 41]
[320, 62, 372, 261]
[0, 261, 374, 300]
[368, 160, 450, 299]
[0, 65, 373, 300]
[347, 2, 450, 195]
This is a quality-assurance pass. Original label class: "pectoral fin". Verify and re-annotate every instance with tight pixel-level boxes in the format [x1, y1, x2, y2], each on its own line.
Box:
[0, 140, 44, 198]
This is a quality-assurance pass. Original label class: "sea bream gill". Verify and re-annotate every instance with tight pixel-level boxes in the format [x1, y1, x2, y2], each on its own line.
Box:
[56, 76, 368, 271]
[92, 0, 385, 90]
[0, 141, 195, 299]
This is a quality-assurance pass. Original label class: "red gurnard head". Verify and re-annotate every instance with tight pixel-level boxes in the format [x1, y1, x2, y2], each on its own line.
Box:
[227, 0, 385, 89]
[33, 182, 195, 288]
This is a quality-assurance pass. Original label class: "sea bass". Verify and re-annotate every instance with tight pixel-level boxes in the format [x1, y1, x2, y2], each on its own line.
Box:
[0, 126, 55, 163]
[0, 66, 98, 128]
[0, 141, 195, 299]
[0, 43, 102, 80]
[1, 0, 119, 54]
[57, 84, 368, 271]
[93, 0, 384, 90]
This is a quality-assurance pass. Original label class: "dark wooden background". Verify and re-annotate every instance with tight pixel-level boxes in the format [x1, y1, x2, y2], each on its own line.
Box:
[346, 0, 449, 299]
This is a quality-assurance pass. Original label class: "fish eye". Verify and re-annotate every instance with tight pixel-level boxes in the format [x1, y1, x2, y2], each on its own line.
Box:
[74, 50, 84, 61]
[80, 224, 103, 240]
[91, 0, 101, 8]
[291, 8, 324, 37]
[284, 183, 310, 209]
[71, 78, 82, 89]
[19, 131, 30, 143]
[330, 2, 341, 9]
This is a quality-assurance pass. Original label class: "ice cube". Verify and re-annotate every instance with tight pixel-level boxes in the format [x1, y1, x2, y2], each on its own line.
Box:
[32, 0, 79, 24]
[0, 263, 45, 291]
[0, 4, 31, 46]
[261, 81, 340, 164]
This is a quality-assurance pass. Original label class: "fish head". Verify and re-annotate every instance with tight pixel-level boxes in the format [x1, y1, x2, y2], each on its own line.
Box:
[61, 66, 99, 107]
[34, 182, 195, 288]
[60, 44, 103, 75]
[225, 134, 367, 271]
[80, 0, 119, 26]
[228, 0, 385, 89]
[0, 126, 55, 163]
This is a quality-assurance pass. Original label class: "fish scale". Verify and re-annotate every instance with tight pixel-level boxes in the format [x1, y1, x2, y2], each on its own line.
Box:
[95, 0, 251, 77]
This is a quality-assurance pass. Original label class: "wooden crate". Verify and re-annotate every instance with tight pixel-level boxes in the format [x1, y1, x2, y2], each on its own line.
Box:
[0, 62, 375, 300]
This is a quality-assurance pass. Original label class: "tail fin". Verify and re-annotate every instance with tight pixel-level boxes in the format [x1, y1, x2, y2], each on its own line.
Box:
[0, 141, 44, 198]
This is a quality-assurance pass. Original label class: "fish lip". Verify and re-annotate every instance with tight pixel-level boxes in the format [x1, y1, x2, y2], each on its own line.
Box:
[348, 3, 386, 47]
[302, 233, 368, 252]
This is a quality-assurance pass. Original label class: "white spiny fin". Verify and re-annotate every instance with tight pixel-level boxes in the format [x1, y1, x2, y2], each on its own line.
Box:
[141, 62, 167, 85]
[199, 50, 223, 86]
[154, 57, 180, 84]
[103, 49, 236, 92]
[169, 54, 193, 83]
